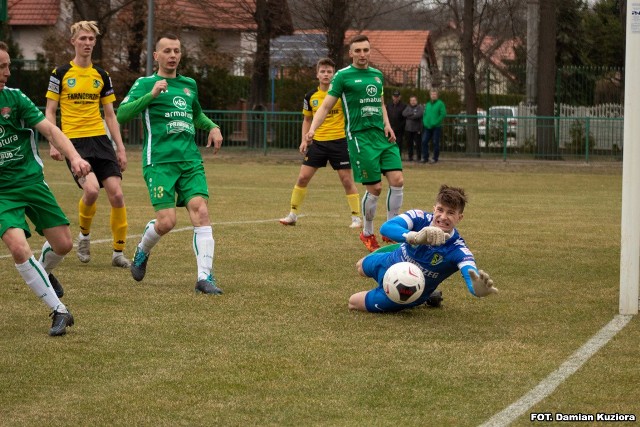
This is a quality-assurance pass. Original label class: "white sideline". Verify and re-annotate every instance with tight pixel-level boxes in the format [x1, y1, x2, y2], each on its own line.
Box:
[0, 217, 294, 260]
[478, 314, 633, 427]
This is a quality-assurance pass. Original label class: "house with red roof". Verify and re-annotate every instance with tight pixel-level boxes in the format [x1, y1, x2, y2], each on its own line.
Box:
[274, 30, 438, 89]
[432, 24, 518, 95]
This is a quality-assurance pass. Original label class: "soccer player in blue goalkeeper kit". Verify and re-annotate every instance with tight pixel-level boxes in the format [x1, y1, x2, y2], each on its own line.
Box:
[348, 185, 498, 313]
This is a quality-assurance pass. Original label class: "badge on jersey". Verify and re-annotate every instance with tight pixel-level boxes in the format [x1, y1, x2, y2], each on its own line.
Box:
[67, 78, 76, 88]
[312, 100, 318, 107]
[93, 79, 101, 89]
[1, 107, 11, 119]
[430, 254, 443, 266]
[183, 88, 191, 97]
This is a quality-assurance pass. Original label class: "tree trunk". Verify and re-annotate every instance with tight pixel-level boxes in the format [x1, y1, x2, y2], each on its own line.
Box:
[462, 0, 480, 156]
[248, 0, 272, 148]
[536, 0, 558, 159]
[325, 0, 349, 68]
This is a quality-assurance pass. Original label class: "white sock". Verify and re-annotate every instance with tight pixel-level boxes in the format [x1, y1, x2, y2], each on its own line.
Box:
[362, 192, 379, 236]
[193, 226, 214, 281]
[387, 186, 404, 220]
[139, 220, 162, 254]
[16, 256, 65, 311]
[38, 241, 65, 273]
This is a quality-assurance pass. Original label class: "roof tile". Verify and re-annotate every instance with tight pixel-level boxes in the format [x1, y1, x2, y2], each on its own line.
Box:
[8, 0, 60, 26]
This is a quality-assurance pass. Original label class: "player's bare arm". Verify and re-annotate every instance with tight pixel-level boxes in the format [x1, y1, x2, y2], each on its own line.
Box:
[381, 96, 396, 143]
[103, 103, 127, 171]
[206, 126, 223, 154]
[306, 94, 338, 142]
[300, 115, 312, 154]
[36, 120, 91, 177]
[44, 98, 64, 161]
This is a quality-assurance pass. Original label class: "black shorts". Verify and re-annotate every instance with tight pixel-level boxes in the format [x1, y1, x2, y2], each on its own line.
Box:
[303, 138, 351, 170]
[65, 135, 122, 188]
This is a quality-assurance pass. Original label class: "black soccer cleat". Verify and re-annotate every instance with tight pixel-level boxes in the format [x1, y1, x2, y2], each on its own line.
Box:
[48, 273, 64, 298]
[425, 290, 443, 308]
[131, 246, 150, 282]
[49, 309, 74, 336]
[195, 274, 223, 295]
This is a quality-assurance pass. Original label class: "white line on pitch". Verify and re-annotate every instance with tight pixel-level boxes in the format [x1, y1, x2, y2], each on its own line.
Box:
[0, 216, 303, 260]
[478, 314, 634, 427]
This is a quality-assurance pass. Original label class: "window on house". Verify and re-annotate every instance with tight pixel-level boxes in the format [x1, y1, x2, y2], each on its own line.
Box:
[442, 55, 459, 76]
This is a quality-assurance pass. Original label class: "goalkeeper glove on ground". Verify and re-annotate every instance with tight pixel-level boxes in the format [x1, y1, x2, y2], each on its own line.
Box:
[469, 269, 498, 297]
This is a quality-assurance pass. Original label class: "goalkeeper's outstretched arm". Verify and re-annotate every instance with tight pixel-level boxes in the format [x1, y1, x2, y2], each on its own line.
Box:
[461, 265, 498, 297]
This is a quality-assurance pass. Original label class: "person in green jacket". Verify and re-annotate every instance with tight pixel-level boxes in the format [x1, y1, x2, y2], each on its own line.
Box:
[421, 89, 446, 164]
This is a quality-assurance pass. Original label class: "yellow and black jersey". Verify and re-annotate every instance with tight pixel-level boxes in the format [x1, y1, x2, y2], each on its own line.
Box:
[303, 87, 345, 141]
[45, 61, 116, 138]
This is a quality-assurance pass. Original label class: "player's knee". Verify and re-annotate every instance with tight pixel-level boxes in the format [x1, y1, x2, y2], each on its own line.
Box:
[356, 258, 366, 276]
[155, 216, 177, 234]
[83, 185, 100, 203]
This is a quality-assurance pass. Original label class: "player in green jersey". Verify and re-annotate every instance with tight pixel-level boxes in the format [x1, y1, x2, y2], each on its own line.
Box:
[117, 34, 223, 295]
[0, 42, 92, 336]
[306, 35, 405, 253]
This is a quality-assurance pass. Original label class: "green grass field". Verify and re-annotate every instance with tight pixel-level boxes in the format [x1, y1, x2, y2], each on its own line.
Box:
[1, 147, 637, 426]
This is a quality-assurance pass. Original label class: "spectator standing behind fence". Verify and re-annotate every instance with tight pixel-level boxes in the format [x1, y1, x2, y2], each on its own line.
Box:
[421, 89, 446, 164]
[402, 95, 423, 162]
[386, 90, 406, 158]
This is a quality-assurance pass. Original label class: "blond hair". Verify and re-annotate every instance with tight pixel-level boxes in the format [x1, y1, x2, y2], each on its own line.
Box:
[70, 21, 100, 39]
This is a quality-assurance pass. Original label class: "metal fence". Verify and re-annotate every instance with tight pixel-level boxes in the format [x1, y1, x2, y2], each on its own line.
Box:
[115, 110, 624, 162]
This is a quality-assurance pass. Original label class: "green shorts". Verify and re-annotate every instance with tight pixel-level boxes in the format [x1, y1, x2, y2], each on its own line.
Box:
[347, 129, 403, 184]
[0, 181, 69, 239]
[142, 161, 209, 211]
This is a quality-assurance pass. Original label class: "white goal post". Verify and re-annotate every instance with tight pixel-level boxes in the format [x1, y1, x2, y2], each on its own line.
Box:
[620, 2, 640, 315]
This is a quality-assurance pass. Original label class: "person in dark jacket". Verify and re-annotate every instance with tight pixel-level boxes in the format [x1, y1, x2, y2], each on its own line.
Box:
[421, 89, 446, 163]
[386, 90, 406, 157]
[402, 95, 423, 161]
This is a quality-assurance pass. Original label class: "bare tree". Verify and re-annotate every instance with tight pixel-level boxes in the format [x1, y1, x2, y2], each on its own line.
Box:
[536, 0, 557, 158]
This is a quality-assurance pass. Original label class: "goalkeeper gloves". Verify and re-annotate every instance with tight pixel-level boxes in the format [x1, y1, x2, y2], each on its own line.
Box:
[403, 226, 450, 246]
[469, 269, 498, 297]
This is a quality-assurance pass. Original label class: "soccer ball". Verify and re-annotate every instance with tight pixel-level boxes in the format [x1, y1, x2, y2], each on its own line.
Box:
[383, 262, 425, 304]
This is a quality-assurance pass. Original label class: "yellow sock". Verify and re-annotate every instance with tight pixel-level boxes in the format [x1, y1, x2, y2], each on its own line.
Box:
[347, 193, 361, 216]
[78, 198, 97, 236]
[110, 206, 128, 252]
[290, 185, 307, 214]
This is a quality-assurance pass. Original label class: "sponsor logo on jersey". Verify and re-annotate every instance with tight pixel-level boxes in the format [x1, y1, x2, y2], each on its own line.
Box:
[430, 254, 443, 266]
[173, 96, 187, 110]
[366, 85, 377, 96]
[48, 81, 60, 93]
[67, 78, 76, 88]
[361, 106, 380, 117]
[0, 147, 23, 165]
[166, 120, 195, 135]
[1, 108, 10, 119]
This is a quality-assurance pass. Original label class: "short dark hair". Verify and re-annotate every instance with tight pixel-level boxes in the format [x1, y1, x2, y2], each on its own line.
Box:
[155, 33, 180, 50]
[316, 57, 335, 71]
[349, 34, 369, 46]
[436, 185, 467, 213]
[0, 41, 8, 52]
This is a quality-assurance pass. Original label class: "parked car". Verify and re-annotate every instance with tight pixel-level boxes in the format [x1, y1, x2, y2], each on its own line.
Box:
[487, 106, 518, 138]
[454, 109, 486, 138]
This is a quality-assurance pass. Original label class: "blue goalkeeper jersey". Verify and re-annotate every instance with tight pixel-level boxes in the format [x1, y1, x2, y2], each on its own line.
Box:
[381, 209, 477, 291]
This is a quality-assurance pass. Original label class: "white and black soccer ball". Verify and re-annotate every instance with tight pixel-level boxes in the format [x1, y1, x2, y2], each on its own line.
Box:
[383, 262, 425, 304]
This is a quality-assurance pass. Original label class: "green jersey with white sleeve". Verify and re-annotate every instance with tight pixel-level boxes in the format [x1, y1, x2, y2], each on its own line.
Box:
[0, 87, 47, 189]
[327, 65, 385, 138]
[119, 73, 209, 166]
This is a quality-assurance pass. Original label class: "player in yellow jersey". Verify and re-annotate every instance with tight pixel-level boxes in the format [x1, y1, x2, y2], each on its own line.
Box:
[279, 58, 361, 228]
[45, 21, 130, 268]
